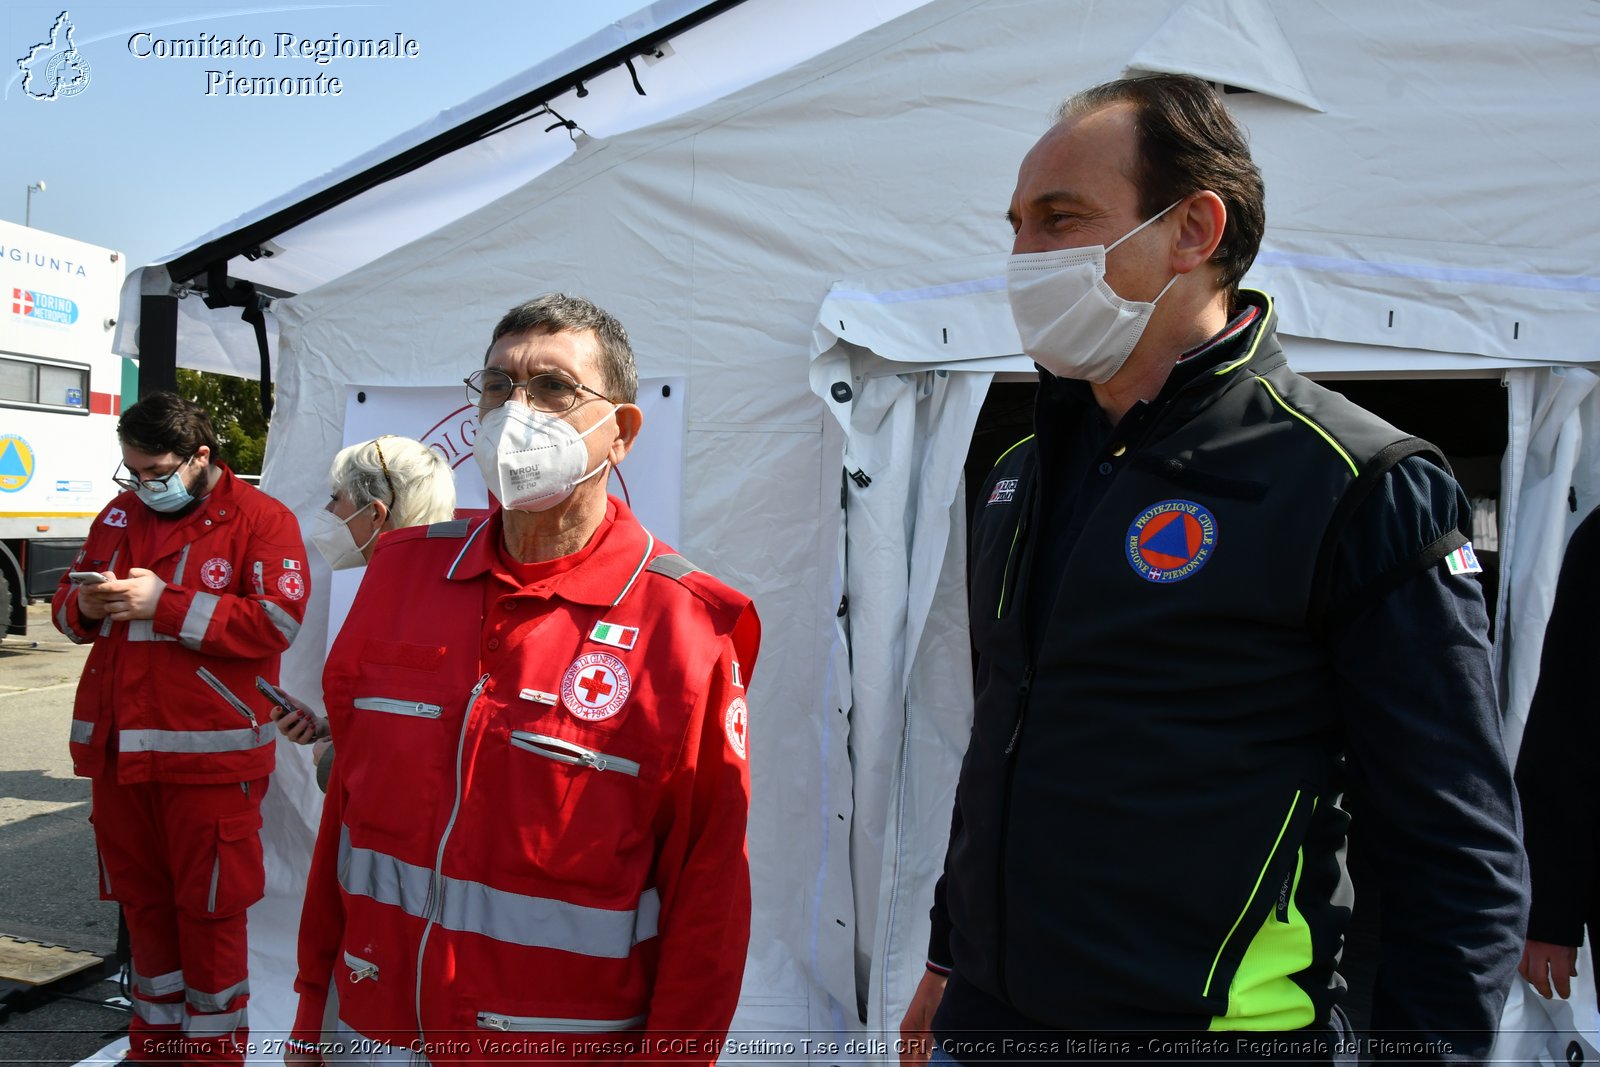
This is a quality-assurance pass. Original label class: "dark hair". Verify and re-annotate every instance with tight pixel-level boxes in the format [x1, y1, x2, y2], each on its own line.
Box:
[118, 391, 223, 462]
[1059, 74, 1265, 304]
[485, 293, 638, 404]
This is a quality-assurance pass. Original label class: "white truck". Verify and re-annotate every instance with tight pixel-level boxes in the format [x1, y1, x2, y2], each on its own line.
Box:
[0, 220, 127, 637]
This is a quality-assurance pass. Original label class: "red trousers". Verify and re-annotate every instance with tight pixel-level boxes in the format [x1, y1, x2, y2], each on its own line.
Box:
[91, 772, 267, 1065]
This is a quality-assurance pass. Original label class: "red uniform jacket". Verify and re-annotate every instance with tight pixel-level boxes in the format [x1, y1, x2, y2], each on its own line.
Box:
[292, 499, 760, 1063]
[52, 466, 310, 784]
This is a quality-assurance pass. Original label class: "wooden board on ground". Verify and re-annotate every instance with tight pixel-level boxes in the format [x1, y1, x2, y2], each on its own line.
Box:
[0, 935, 102, 986]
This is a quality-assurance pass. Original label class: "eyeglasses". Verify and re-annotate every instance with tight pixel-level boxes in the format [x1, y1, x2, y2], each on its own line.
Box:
[113, 455, 192, 493]
[464, 369, 610, 413]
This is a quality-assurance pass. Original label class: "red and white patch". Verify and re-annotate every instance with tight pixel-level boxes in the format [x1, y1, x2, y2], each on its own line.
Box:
[724, 697, 748, 761]
[277, 571, 307, 601]
[104, 508, 127, 528]
[561, 652, 632, 722]
[200, 557, 234, 590]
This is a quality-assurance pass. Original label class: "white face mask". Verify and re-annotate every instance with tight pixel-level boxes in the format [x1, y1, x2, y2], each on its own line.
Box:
[473, 402, 616, 512]
[1006, 200, 1182, 384]
[308, 504, 378, 571]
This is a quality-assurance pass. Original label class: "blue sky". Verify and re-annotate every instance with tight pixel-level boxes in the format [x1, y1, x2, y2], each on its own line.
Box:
[3, 1, 646, 269]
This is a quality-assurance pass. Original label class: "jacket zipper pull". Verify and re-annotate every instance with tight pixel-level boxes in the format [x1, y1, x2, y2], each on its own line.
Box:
[1004, 665, 1034, 755]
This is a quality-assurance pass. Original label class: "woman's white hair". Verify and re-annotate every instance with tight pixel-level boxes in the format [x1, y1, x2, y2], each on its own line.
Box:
[329, 436, 455, 530]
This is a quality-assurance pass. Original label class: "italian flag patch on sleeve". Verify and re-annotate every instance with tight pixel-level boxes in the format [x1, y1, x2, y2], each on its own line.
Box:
[1444, 542, 1483, 576]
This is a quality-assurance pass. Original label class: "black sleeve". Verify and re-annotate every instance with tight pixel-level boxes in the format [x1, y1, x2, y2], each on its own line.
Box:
[1328, 457, 1527, 1062]
[1515, 505, 1600, 946]
[926, 795, 960, 974]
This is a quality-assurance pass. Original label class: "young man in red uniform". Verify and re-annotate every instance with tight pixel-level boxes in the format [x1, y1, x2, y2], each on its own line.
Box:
[289, 293, 760, 1064]
[53, 391, 310, 1063]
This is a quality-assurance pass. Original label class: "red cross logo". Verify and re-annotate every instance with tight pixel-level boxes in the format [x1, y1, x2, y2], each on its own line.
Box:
[578, 668, 615, 704]
[200, 557, 233, 589]
[561, 652, 631, 722]
[12, 289, 33, 317]
[724, 697, 749, 761]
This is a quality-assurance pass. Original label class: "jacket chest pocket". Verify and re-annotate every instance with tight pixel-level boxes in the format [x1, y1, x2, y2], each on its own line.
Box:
[496, 726, 658, 896]
[337, 659, 459, 850]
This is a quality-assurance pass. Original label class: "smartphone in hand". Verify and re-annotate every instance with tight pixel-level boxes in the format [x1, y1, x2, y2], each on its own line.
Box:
[68, 571, 108, 585]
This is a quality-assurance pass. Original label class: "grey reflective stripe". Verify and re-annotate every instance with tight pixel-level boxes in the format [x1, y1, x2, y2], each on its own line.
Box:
[477, 1011, 646, 1033]
[645, 553, 698, 582]
[339, 830, 657, 958]
[261, 600, 301, 645]
[70, 719, 94, 745]
[426, 519, 471, 539]
[510, 731, 641, 777]
[187, 978, 248, 1013]
[119, 727, 274, 754]
[55, 600, 87, 643]
[635, 885, 660, 943]
[126, 619, 177, 643]
[353, 696, 442, 719]
[446, 518, 493, 578]
[133, 967, 184, 997]
[207, 853, 220, 912]
[185, 1005, 247, 1037]
[172, 544, 192, 587]
[180, 591, 220, 648]
[333, 1018, 417, 1064]
[131, 997, 185, 1025]
[609, 531, 655, 606]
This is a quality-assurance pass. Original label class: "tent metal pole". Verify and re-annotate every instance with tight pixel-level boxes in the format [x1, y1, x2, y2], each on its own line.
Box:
[137, 294, 179, 398]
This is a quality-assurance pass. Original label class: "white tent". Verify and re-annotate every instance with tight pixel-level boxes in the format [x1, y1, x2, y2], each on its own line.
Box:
[112, 0, 1600, 1060]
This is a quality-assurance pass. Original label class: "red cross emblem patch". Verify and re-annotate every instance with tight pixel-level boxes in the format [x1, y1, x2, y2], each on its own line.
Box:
[561, 652, 632, 722]
[105, 508, 127, 528]
[201, 557, 233, 589]
[277, 571, 306, 600]
[724, 697, 748, 761]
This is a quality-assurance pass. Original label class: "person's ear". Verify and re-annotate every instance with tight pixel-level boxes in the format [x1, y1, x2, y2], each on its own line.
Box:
[369, 499, 390, 531]
[609, 404, 643, 467]
[192, 444, 212, 468]
[1171, 191, 1226, 275]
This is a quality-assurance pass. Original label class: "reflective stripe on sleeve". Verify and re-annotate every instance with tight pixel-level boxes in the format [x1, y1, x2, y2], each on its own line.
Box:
[132, 967, 185, 998]
[180, 592, 220, 649]
[70, 720, 94, 745]
[119, 727, 274, 754]
[55, 600, 87, 643]
[339, 829, 658, 958]
[172, 545, 192, 587]
[126, 620, 178, 643]
[261, 600, 301, 645]
[186, 978, 248, 1014]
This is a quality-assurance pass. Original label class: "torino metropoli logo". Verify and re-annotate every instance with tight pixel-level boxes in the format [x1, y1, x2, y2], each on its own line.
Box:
[126, 27, 422, 96]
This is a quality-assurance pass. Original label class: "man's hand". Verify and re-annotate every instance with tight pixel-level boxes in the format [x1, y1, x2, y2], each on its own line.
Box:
[1519, 939, 1579, 999]
[74, 574, 116, 620]
[100, 568, 167, 622]
[899, 969, 948, 1067]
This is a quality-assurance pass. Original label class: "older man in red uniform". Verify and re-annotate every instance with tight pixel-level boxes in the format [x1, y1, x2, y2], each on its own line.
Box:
[289, 293, 760, 1064]
[54, 391, 310, 1064]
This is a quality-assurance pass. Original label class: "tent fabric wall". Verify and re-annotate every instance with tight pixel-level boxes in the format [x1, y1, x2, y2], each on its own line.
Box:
[1497, 367, 1600, 763]
[807, 344, 989, 1027]
[118, 0, 1600, 1059]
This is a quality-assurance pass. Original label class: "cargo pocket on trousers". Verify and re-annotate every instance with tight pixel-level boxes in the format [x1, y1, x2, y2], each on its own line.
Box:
[206, 809, 265, 916]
